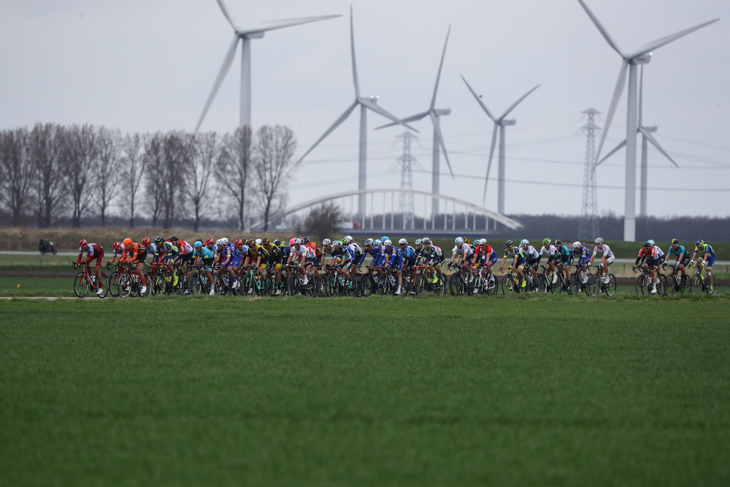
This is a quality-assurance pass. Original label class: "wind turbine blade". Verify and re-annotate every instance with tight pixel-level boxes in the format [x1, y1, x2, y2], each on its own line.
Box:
[429, 112, 453, 179]
[461, 75, 496, 122]
[360, 99, 419, 132]
[498, 84, 540, 121]
[375, 111, 429, 130]
[596, 61, 628, 162]
[596, 139, 627, 166]
[640, 128, 679, 168]
[297, 101, 359, 163]
[350, 7, 360, 98]
[482, 125, 499, 206]
[576, 0, 624, 56]
[629, 18, 719, 59]
[238, 15, 341, 36]
[215, 0, 239, 31]
[638, 65, 644, 128]
[430, 26, 451, 110]
[195, 34, 239, 134]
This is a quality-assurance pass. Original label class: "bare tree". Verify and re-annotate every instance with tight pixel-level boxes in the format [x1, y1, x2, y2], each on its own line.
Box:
[184, 132, 217, 231]
[252, 125, 298, 231]
[30, 123, 67, 228]
[144, 133, 165, 228]
[0, 128, 35, 225]
[120, 132, 147, 228]
[63, 124, 99, 228]
[95, 127, 122, 227]
[217, 126, 252, 230]
[161, 131, 188, 229]
[303, 202, 343, 241]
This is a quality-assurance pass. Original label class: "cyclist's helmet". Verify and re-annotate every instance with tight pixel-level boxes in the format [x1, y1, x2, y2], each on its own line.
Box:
[262, 238, 270, 246]
[323, 238, 331, 246]
[142, 237, 150, 246]
[505, 240, 513, 247]
[643, 241, 652, 249]
[170, 235, 178, 241]
[221, 237, 229, 245]
[455, 237, 464, 245]
[555, 240, 562, 246]
[289, 238, 296, 246]
[234, 239, 243, 247]
[464, 238, 470, 244]
[374, 239, 382, 246]
[333, 240, 342, 247]
[273, 240, 281, 247]
[364, 238, 374, 246]
[295, 238, 302, 246]
[123, 238, 132, 246]
[255, 238, 262, 246]
[342, 237, 351, 245]
[399, 238, 408, 245]
[302, 237, 310, 244]
[482, 239, 488, 245]
[112, 242, 121, 251]
[79, 239, 88, 247]
[595, 237, 603, 244]
[696, 239, 704, 248]
[154, 235, 164, 245]
[671, 238, 679, 246]
[423, 238, 432, 245]
[573, 241, 581, 248]
[520, 239, 529, 246]
[205, 238, 214, 246]
[241, 245, 249, 254]
[384, 239, 393, 247]
[543, 238, 551, 246]
[194, 241, 202, 249]
[648, 239, 655, 247]
[415, 238, 423, 246]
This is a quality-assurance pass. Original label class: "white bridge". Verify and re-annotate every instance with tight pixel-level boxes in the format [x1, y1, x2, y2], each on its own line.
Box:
[279, 189, 522, 233]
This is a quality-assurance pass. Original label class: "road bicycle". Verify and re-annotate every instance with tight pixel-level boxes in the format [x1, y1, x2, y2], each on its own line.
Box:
[571, 265, 593, 296]
[633, 266, 663, 296]
[535, 265, 555, 294]
[662, 264, 692, 296]
[468, 265, 498, 296]
[447, 263, 470, 296]
[588, 265, 616, 297]
[500, 266, 529, 295]
[115, 261, 150, 298]
[553, 263, 572, 295]
[690, 262, 716, 295]
[72, 261, 108, 298]
[414, 265, 445, 296]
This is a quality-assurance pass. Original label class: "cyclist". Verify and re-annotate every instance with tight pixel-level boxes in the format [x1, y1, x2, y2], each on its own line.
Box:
[500, 240, 527, 290]
[421, 238, 444, 284]
[539, 238, 561, 285]
[171, 236, 194, 286]
[572, 241, 591, 290]
[450, 237, 475, 282]
[663, 238, 691, 287]
[106, 241, 123, 266]
[398, 239, 418, 287]
[215, 238, 237, 290]
[343, 236, 363, 272]
[474, 239, 498, 287]
[252, 238, 270, 282]
[382, 239, 403, 295]
[119, 237, 147, 295]
[162, 240, 180, 291]
[262, 238, 284, 294]
[76, 239, 105, 296]
[588, 237, 615, 285]
[332, 240, 355, 283]
[691, 240, 716, 292]
[360, 238, 383, 283]
[520, 239, 540, 284]
[151, 236, 166, 268]
[633, 241, 660, 294]
[192, 240, 215, 295]
[555, 239, 573, 284]
[287, 239, 314, 285]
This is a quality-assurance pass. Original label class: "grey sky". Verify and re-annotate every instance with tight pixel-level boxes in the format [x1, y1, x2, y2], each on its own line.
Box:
[1, 0, 728, 219]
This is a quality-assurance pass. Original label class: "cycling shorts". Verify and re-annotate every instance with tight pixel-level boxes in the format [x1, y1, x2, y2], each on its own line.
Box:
[464, 254, 474, 264]
[179, 252, 193, 265]
[526, 257, 538, 268]
[87, 249, 104, 268]
[340, 258, 353, 269]
[488, 253, 498, 266]
[201, 257, 214, 271]
[647, 257, 660, 270]
[404, 257, 417, 268]
[705, 255, 716, 269]
[134, 250, 147, 264]
[676, 256, 690, 267]
[547, 255, 559, 266]
[575, 258, 588, 270]
[562, 255, 573, 267]
[389, 258, 403, 271]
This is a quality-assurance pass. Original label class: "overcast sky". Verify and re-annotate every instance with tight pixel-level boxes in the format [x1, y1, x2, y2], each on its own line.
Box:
[1, 0, 728, 219]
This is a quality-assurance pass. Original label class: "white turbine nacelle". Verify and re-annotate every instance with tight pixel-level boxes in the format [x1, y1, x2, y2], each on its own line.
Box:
[435, 108, 451, 116]
[503, 120, 517, 126]
[634, 53, 652, 64]
[369, 95, 379, 104]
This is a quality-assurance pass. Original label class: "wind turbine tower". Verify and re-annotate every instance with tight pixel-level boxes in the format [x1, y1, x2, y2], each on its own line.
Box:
[577, 0, 718, 241]
[579, 109, 601, 240]
[195, 0, 340, 132]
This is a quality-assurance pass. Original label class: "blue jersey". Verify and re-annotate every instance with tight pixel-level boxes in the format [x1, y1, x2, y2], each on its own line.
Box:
[401, 245, 417, 261]
[361, 245, 382, 266]
[280, 246, 290, 259]
[572, 246, 590, 260]
[383, 246, 402, 263]
[193, 247, 214, 260]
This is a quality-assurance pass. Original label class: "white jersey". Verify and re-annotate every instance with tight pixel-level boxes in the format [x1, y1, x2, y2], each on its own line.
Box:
[291, 244, 313, 258]
[653, 245, 665, 259]
[522, 245, 539, 260]
[593, 244, 614, 259]
[452, 242, 474, 257]
[349, 242, 362, 255]
[540, 245, 557, 257]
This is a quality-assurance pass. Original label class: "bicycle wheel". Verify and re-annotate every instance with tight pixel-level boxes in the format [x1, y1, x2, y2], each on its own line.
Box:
[448, 273, 459, 296]
[707, 277, 717, 295]
[604, 274, 617, 297]
[681, 274, 692, 294]
[138, 274, 152, 298]
[117, 273, 132, 298]
[635, 276, 645, 296]
[73, 272, 89, 298]
[108, 271, 120, 297]
[95, 272, 110, 298]
[501, 275, 513, 295]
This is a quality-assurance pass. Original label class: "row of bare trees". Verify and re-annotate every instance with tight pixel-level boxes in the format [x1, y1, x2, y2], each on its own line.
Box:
[0, 123, 298, 231]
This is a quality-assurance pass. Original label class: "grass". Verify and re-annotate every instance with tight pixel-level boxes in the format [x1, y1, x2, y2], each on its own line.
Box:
[0, 277, 70, 296]
[1, 297, 729, 486]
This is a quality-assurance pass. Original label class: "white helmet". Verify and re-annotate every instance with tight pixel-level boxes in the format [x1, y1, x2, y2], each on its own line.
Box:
[215, 239, 223, 246]
[595, 237, 603, 244]
[374, 239, 381, 246]
[648, 239, 655, 246]
[573, 241, 581, 249]
[398, 238, 407, 245]
[384, 239, 392, 247]
[455, 237, 464, 245]
[345, 235, 353, 243]
[479, 239, 486, 245]
[221, 237, 229, 245]
[295, 238, 302, 245]
[255, 238, 262, 246]
[322, 238, 331, 246]
[520, 239, 529, 246]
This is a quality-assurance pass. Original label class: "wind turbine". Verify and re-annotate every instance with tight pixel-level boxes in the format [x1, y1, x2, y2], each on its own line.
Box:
[577, 0, 718, 241]
[375, 27, 454, 217]
[195, 0, 340, 132]
[297, 7, 417, 221]
[596, 65, 678, 217]
[462, 77, 539, 213]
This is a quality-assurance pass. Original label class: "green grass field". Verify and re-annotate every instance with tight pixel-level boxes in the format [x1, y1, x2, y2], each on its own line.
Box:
[0, 277, 70, 296]
[1, 297, 729, 486]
